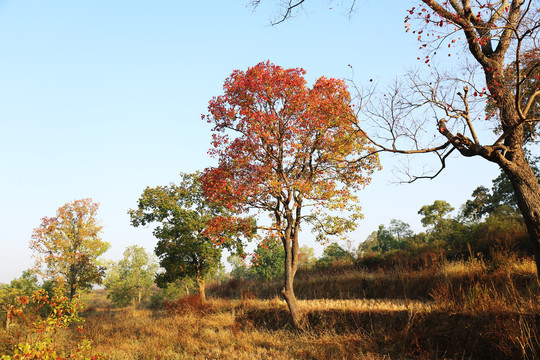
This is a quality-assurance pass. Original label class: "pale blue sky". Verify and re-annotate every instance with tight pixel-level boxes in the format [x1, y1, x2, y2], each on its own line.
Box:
[0, 1, 500, 283]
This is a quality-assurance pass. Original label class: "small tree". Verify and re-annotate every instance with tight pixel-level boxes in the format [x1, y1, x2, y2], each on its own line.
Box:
[297, 245, 317, 268]
[317, 242, 353, 265]
[419, 200, 455, 235]
[129, 172, 251, 302]
[30, 199, 109, 299]
[251, 238, 285, 280]
[202, 61, 379, 326]
[104, 245, 158, 307]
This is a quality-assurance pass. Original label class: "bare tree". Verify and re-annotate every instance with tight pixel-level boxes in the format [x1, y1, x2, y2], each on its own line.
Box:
[254, 0, 540, 274]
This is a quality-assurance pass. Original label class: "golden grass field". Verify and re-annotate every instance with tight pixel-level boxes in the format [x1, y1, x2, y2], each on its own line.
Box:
[74, 257, 540, 360]
[1, 257, 539, 359]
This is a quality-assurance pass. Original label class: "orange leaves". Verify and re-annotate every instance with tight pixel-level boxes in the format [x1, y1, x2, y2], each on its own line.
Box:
[202, 61, 380, 242]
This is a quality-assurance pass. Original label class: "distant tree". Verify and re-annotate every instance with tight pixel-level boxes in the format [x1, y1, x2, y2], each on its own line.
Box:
[104, 245, 158, 307]
[318, 242, 353, 264]
[358, 231, 379, 254]
[251, 238, 285, 280]
[297, 245, 316, 268]
[150, 278, 197, 307]
[461, 186, 495, 222]
[388, 219, 414, 243]
[418, 200, 455, 236]
[202, 61, 379, 327]
[359, 220, 414, 254]
[30, 199, 110, 299]
[228, 254, 250, 280]
[375, 225, 397, 253]
[463, 158, 539, 221]
[8, 270, 39, 295]
[129, 172, 252, 302]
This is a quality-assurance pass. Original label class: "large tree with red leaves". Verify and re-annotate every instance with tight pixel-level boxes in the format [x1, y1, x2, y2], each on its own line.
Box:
[201, 61, 380, 326]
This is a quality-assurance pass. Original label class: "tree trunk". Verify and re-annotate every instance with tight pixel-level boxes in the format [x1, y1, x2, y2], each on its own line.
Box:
[281, 218, 305, 329]
[197, 277, 206, 303]
[69, 284, 76, 300]
[281, 270, 303, 328]
[138, 288, 142, 304]
[503, 157, 540, 275]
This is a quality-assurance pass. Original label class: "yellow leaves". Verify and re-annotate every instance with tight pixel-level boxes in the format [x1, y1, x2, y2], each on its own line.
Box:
[29, 199, 109, 295]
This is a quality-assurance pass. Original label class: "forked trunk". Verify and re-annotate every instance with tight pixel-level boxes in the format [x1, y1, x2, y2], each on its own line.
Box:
[504, 159, 540, 276]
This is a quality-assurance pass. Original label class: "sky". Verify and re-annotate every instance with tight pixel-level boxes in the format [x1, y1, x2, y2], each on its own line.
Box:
[0, 0, 502, 284]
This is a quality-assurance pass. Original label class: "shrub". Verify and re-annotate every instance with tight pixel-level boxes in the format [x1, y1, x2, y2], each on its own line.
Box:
[1, 288, 103, 359]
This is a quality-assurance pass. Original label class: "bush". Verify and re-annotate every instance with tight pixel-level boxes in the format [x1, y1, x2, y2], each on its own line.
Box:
[1, 288, 103, 359]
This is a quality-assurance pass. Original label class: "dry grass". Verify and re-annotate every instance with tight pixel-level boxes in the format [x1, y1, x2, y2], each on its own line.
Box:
[72, 258, 540, 359]
[78, 292, 539, 359]
[81, 305, 387, 360]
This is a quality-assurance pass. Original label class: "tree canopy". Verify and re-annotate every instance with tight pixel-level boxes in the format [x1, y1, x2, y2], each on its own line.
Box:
[129, 172, 253, 302]
[201, 61, 380, 326]
[30, 198, 109, 299]
[104, 245, 159, 307]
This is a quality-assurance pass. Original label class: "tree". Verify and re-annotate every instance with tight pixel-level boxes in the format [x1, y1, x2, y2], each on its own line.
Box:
[462, 157, 539, 220]
[250, 238, 285, 280]
[104, 245, 158, 307]
[419, 200, 455, 234]
[30, 199, 109, 299]
[317, 242, 353, 264]
[388, 219, 414, 243]
[297, 245, 317, 267]
[201, 61, 379, 326]
[128, 172, 252, 302]
[253, 1, 540, 275]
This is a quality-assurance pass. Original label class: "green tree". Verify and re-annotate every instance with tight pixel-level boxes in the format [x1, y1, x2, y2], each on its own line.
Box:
[462, 158, 539, 221]
[388, 219, 414, 243]
[461, 186, 495, 221]
[318, 242, 353, 264]
[418, 200, 455, 236]
[228, 254, 249, 279]
[358, 231, 379, 254]
[30, 199, 110, 299]
[104, 245, 158, 307]
[376, 225, 397, 254]
[129, 172, 252, 302]
[250, 239, 285, 280]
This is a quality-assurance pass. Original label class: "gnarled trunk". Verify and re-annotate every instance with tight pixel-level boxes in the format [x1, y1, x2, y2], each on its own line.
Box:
[281, 270, 303, 328]
[503, 156, 540, 275]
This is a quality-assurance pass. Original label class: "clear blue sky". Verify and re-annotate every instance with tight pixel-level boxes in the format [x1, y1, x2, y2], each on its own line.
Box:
[0, 1, 500, 283]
